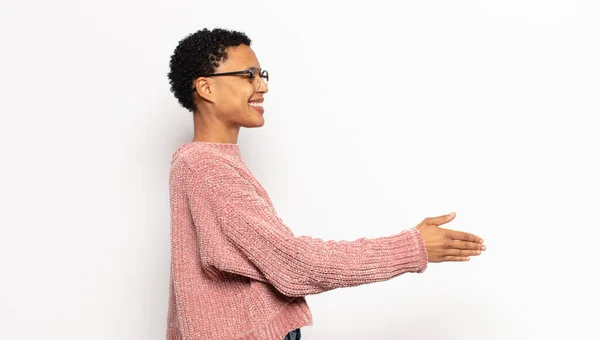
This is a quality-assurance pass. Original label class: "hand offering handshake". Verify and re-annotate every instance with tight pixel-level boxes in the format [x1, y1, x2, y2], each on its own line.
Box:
[416, 212, 486, 263]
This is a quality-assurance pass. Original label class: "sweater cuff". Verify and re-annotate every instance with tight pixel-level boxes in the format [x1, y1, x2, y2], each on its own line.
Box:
[394, 227, 428, 274]
[410, 227, 429, 273]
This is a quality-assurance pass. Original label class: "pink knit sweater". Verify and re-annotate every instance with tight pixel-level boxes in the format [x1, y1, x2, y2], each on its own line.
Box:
[166, 142, 429, 340]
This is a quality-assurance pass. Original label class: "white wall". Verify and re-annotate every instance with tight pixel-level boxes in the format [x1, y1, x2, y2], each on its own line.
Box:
[1, 1, 598, 339]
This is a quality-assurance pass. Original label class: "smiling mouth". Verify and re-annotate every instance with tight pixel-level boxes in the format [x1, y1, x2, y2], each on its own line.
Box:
[249, 102, 263, 107]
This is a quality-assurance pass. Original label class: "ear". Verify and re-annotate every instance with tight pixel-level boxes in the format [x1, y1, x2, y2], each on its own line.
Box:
[193, 77, 215, 103]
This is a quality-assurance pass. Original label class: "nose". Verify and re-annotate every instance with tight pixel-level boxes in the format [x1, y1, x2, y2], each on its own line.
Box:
[256, 77, 268, 93]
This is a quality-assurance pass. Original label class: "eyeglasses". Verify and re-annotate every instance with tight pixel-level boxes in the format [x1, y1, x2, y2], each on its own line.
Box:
[192, 67, 269, 92]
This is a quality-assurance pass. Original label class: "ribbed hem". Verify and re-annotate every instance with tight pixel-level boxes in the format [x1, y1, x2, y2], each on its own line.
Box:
[167, 301, 312, 340]
[408, 227, 429, 273]
[166, 326, 181, 340]
[233, 300, 313, 340]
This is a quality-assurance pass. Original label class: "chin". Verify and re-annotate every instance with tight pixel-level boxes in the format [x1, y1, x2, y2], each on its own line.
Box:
[249, 120, 265, 128]
[241, 118, 265, 128]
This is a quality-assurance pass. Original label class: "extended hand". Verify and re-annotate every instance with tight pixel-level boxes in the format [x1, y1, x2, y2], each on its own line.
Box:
[416, 212, 485, 262]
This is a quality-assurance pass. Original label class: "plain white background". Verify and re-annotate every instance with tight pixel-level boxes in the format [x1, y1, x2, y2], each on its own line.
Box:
[1, 0, 598, 339]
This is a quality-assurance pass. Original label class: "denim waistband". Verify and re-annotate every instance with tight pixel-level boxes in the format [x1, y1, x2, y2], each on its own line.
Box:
[283, 328, 301, 340]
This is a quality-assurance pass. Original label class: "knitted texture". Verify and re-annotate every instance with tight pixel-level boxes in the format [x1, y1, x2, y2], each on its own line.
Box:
[166, 142, 429, 340]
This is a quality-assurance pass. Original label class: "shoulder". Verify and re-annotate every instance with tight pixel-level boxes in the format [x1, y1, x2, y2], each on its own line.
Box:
[184, 148, 228, 168]
[174, 148, 242, 187]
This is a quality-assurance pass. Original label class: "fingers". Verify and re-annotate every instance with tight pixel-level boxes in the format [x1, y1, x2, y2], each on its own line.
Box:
[443, 248, 482, 257]
[433, 238, 486, 263]
[448, 229, 483, 244]
[442, 256, 471, 262]
[428, 212, 456, 226]
[448, 240, 485, 251]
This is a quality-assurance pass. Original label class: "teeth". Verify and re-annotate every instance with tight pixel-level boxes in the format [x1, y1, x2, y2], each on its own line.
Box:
[249, 102, 263, 107]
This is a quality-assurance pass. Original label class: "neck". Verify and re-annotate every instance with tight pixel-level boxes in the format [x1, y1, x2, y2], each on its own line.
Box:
[192, 111, 240, 144]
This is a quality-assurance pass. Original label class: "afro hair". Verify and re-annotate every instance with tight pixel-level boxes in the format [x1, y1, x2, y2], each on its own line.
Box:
[168, 28, 252, 112]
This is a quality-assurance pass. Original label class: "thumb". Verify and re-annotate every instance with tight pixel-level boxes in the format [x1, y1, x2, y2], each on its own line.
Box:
[430, 212, 456, 226]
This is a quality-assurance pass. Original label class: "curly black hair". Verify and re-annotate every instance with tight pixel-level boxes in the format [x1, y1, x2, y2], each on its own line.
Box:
[168, 28, 252, 112]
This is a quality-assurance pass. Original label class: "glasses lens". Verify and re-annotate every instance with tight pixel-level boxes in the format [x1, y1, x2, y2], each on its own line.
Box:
[252, 69, 268, 89]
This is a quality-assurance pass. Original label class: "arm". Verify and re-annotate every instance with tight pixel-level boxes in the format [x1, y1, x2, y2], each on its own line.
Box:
[186, 157, 428, 297]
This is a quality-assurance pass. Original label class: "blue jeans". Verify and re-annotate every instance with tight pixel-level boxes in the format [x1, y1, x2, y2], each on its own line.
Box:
[283, 328, 301, 340]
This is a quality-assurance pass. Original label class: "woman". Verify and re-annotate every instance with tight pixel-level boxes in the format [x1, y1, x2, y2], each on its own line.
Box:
[166, 28, 485, 340]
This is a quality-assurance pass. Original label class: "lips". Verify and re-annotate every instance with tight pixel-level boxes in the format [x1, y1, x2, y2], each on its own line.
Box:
[248, 97, 264, 114]
[248, 98, 264, 114]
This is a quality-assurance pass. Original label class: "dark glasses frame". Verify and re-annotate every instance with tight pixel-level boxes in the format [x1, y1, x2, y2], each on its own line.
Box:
[192, 67, 269, 92]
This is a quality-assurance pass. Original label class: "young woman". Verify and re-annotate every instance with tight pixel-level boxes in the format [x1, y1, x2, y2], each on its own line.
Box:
[166, 28, 485, 340]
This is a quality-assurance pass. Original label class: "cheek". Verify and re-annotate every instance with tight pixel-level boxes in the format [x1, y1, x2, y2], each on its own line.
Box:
[244, 85, 255, 99]
[219, 83, 255, 112]
[240, 87, 255, 106]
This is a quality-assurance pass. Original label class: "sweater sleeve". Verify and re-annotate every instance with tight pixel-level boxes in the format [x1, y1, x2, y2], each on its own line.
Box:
[186, 156, 428, 297]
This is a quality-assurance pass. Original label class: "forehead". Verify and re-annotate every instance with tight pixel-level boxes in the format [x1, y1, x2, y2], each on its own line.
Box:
[217, 44, 260, 71]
